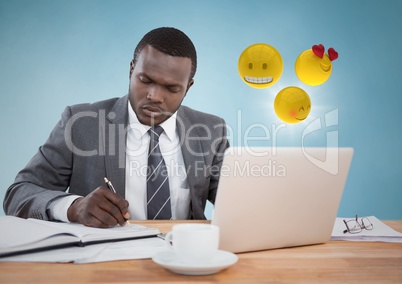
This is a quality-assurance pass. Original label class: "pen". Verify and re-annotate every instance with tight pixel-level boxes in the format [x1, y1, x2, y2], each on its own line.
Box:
[104, 177, 130, 227]
[104, 177, 117, 193]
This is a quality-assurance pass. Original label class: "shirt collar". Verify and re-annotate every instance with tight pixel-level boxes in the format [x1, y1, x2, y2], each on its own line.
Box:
[127, 103, 177, 141]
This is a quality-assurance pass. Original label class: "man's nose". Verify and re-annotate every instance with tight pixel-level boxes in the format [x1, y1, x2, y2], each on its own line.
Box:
[147, 86, 164, 102]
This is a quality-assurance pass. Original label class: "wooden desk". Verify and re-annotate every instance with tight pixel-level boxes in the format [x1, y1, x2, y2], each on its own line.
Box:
[0, 220, 401, 283]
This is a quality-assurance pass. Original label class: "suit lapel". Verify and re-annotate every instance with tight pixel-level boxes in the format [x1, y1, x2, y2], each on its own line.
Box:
[103, 95, 129, 197]
[176, 107, 206, 202]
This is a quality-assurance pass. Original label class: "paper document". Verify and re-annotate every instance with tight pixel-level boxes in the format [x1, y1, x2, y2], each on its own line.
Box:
[331, 216, 402, 243]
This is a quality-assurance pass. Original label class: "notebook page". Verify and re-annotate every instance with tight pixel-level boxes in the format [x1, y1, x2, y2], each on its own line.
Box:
[0, 216, 77, 251]
[28, 219, 159, 243]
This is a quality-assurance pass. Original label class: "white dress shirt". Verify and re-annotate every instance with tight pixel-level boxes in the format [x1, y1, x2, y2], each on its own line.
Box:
[125, 103, 190, 219]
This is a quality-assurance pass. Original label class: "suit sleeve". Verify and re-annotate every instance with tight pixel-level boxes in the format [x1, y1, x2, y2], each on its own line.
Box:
[207, 118, 229, 204]
[3, 107, 75, 220]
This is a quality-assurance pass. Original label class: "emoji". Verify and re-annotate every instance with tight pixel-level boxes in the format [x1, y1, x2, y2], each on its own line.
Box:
[295, 44, 338, 86]
[274, 86, 311, 124]
[238, 43, 283, 89]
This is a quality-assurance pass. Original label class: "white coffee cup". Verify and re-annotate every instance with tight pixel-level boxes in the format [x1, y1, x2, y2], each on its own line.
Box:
[165, 223, 220, 263]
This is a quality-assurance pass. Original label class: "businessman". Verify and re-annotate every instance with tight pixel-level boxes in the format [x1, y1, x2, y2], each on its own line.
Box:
[4, 27, 229, 228]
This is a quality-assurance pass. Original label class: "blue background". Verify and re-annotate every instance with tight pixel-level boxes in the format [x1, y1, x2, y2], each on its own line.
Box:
[1, 0, 401, 219]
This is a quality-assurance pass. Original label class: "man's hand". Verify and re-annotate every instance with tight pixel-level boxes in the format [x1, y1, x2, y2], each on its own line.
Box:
[67, 187, 130, 228]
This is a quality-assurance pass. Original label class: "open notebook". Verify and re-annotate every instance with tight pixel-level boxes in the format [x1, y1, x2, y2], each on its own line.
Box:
[0, 216, 159, 257]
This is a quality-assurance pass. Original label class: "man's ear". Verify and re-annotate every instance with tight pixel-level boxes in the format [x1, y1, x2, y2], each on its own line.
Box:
[186, 79, 194, 93]
[129, 60, 135, 79]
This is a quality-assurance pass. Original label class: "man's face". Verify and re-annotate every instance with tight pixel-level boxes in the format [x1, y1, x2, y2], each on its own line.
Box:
[129, 45, 194, 126]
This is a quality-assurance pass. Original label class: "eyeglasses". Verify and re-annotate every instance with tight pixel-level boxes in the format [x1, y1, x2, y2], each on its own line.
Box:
[343, 215, 373, 234]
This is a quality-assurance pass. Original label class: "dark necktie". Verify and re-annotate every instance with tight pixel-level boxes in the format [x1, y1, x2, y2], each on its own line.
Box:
[146, 126, 172, 220]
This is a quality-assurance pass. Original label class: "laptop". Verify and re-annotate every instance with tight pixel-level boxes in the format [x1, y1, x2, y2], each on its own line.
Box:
[211, 147, 354, 253]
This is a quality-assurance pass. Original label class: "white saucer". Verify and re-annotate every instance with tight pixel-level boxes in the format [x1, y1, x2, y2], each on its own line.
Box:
[152, 250, 238, 276]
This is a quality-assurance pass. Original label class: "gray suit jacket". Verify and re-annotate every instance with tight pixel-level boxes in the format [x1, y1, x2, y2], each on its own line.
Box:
[4, 95, 229, 220]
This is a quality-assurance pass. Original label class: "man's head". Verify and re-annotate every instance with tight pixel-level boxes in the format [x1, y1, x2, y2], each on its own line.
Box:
[133, 27, 197, 81]
[129, 27, 197, 126]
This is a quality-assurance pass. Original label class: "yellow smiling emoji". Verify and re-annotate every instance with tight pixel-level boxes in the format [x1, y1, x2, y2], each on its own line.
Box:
[295, 44, 338, 86]
[274, 86, 311, 124]
[238, 43, 283, 89]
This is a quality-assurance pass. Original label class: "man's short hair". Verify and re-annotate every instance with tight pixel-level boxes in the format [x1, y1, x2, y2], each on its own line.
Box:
[133, 27, 197, 80]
